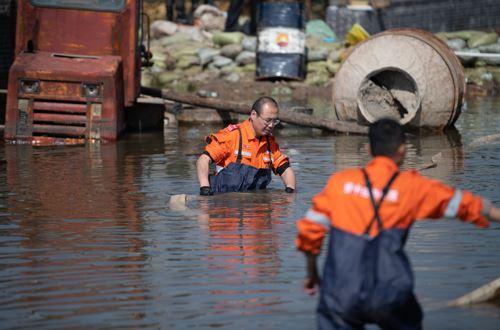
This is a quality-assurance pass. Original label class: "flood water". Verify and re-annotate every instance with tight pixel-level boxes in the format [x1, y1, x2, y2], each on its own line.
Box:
[0, 96, 499, 329]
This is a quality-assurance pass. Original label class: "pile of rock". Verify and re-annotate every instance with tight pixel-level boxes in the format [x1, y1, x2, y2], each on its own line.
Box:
[142, 23, 259, 92]
[437, 30, 500, 87]
[141, 16, 500, 93]
[141, 16, 346, 92]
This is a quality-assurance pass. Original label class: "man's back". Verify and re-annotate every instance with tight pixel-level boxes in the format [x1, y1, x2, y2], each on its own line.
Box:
[296, 118, 499, 329]
[310, 156, 488, 240]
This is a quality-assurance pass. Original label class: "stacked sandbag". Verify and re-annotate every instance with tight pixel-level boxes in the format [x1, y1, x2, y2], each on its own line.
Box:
[145, 19, 260, 90]
[144, 15, 500, 92]
[436, 30, 500, 86]
[143, 17, 350, 91]
[437, 30, 500, 66]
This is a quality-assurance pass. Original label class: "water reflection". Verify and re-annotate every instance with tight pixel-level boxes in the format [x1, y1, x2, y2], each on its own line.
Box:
[197, 193, 293, 277]
[404, 129, 464, 180]
[163, 126, 202, 178]
[1, 140, 155, 327]
[0, 97, 499, 329]
[329, 128, 465, 180]
[5, 143, 144, 221]
[192, 192, 294, 316]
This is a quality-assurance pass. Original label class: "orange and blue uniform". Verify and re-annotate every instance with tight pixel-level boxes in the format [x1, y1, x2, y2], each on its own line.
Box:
[296, 156, 491, 329]
[204, 119, 290, 194]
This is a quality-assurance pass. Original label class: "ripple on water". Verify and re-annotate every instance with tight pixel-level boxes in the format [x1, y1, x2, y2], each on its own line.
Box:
[1, 98, 500, 328]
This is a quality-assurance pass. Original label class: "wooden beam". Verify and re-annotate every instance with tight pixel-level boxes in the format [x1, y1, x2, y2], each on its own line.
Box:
[140, 87, 368, 134]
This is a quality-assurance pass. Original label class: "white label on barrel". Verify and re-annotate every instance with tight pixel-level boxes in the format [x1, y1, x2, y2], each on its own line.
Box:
[258, 28, 305, 54]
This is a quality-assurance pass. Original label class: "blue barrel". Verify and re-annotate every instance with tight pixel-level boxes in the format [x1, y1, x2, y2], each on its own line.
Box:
[256, 1, 306, 80]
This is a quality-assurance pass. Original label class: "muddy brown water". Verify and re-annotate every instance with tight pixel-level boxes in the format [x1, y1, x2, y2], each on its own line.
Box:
[0, 96, 499, 329]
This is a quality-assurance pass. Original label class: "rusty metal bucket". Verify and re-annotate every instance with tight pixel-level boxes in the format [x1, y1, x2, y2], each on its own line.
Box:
[333, 29, 465, 129]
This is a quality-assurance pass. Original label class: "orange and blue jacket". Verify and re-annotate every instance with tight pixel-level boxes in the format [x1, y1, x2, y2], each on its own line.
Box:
[296, 156, 491, 255]
[204, 119, 290, 175]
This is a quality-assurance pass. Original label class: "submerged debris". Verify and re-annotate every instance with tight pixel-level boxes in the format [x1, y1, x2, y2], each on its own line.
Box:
[448, 277, 500, 306]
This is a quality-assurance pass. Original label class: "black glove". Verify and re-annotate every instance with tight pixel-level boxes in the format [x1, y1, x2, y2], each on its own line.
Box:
[285, 187, 295, 193]
[200, 186, 212, 196]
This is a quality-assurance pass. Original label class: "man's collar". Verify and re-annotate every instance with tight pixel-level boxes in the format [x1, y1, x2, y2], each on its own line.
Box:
[242, 118, 257, 140]
[368, 156, 399, 171]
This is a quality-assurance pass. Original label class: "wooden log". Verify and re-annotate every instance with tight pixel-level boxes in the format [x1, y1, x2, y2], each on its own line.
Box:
[140, 87, 368, 134]
[469, 133, 500, 149]
[448, 277, 500, 306]
[416, 152, 442, 171]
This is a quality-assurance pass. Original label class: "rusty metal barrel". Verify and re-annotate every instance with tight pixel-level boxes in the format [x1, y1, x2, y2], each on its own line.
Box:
[333, 29, 465, 129]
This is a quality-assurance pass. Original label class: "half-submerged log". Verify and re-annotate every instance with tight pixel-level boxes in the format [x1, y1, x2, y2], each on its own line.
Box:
[141, 86, 368, 134]
[448, 277, 500, 306]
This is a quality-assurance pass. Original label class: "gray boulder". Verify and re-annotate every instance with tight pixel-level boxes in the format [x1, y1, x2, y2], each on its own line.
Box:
[446, 38, 466, 51]
[307, 49, 329, 62]
[242, 36, 257, 52]
[150, 20, 178, 39]
[220, 44, 243, 59]
[483, 56, 500, 66]
[198, 48, 220, 66]
[212, 55, 233, 68]
[193, 5, 226, 32]
[479, 43, 500, 54]
[220, 63, 237, 75]
[235, 51, 256, 65]
[225, 72, 240, 83]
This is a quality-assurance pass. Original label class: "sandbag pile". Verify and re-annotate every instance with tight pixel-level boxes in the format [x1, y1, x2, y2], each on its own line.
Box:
[142, 16, 500, 93]
[437, 30, 500, 86]
[142, 17, 346, 91]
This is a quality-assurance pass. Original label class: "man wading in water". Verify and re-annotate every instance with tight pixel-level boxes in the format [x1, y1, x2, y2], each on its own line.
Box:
[296, 118, 500, 329]
[196, 96, 296, 195]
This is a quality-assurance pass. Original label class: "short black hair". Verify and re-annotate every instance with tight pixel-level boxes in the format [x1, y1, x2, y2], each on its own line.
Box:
[251, 96, 279, 115]
[369, 118, 406, 157]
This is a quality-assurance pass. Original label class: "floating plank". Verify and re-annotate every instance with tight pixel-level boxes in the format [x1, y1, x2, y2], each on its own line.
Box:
[448, 277, 500, 306]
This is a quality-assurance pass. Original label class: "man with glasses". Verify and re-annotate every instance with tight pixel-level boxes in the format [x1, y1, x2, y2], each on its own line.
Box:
[196, 96, 296, 195]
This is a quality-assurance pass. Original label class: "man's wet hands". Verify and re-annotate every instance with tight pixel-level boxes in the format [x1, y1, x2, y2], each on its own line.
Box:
[199, 186, 212, 196]
[201, 186, 294, 195]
